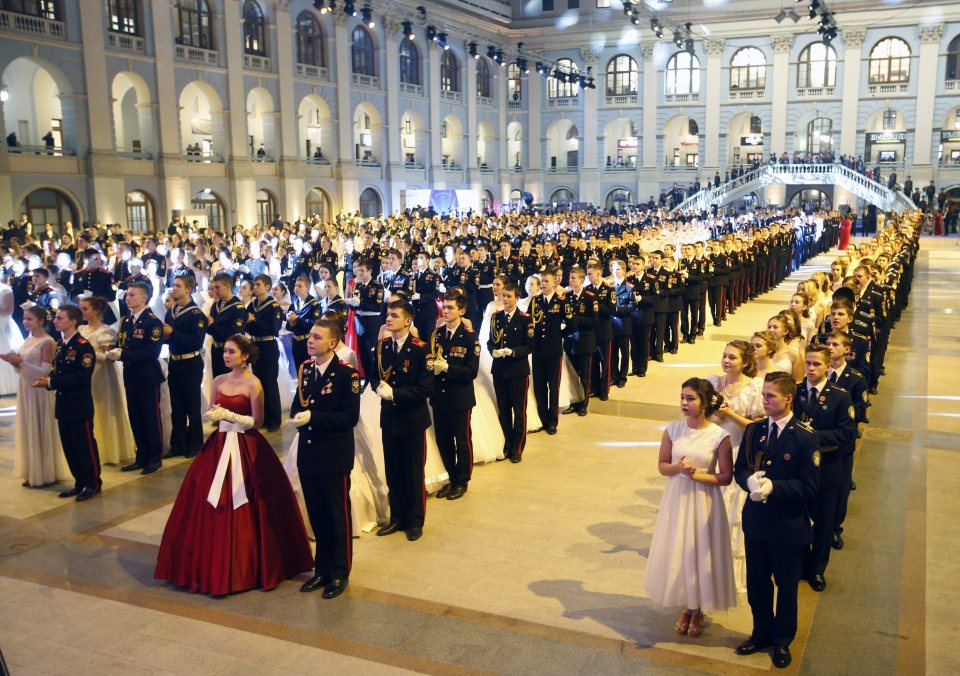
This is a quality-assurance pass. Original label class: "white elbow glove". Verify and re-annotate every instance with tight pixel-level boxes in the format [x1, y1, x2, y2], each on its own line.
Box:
[288, 410, 311, 427]
[203, 405, 226, 423]
[376, 381, 394, 401]
[218, 407, 255, 430]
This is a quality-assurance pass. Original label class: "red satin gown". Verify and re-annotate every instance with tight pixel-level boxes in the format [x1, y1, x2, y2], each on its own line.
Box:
[155, 393, 313, 595]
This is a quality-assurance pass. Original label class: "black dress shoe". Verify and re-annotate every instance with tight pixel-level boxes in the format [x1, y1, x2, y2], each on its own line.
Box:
[772, 645, 792, 668]
[75, 487, 100, 502]
[545, 427, 558, 435]
[299, 574, 327, 593]
[850, 480, 857, 491]
[58, 487, 82, 498]
[832, 533, 844, 550]
[696, 329, 704, 336]
[183, 449, 199, 459]
[509, 455, 522, 463]
[120, 462, 143, 472]
[162, 450, 182, 459]
[577, 408, 587, 417]
[435, 483, 452, 499]
[616, 380, 626, 388]
[669, 348, 679, 354]
[735, 638, 770, 655]
[376, 523, 400, 536]
[22, 480, 30, 488]
[562, 405, 580, 415]
[322, 578, 348, 599]
[651, 355, 664, 362]
[637, 372, 646, 377]
[529, 426, 545, 434]
[808, 573, 826, 592]
[713, 320, 722, 327]
[141, 463, 162, 475]
[447, 484, 467, 500]
[264, 425, 280, 433]
[868, 386, 878, 395]
[598, 394, 608, 401]
[405, 527, 423, 541]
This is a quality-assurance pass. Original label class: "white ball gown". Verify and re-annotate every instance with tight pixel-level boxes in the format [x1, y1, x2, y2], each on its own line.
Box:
[13, 335, 68, 486]
[643, 420, 737, 613]
[0, 283, 24, 395]
[78, 324, 136, 465]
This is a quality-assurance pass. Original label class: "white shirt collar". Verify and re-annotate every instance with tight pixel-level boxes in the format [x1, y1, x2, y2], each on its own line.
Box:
[829, 362, 847, 379]
[393, 332, 409, 350]
[313, 354, 334, 377]
[131, 307, 146, 323]
[768, 411, 793, 435]
[806, 376, 827, 394]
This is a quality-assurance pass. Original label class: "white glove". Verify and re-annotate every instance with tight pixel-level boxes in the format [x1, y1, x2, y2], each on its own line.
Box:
[749, 477, 774, 502]
[19, 301, 35, 310]
[376, 381, 394, 401]
[346, 296, 360, 307]
[746, 470, 765, 493]
[115, 289, 125, 301]
[432, 356, 448, 374]
[203, 405, 226, 423]
[492, 348, 505, 358]
[501, 348, 513, 357]
[78, 290, 93, 299]
[288, 410, 311, 427]
[411, 293, 421, 301]
[218, 407, 255, 431]
[105, 348, 122, 361]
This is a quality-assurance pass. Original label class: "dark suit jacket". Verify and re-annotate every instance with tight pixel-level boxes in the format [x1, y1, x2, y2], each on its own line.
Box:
[488, 309, 533, 378]
[117, 309, 165, 386]
[794, 379, 856, 468]
[48, 333, 96, 421]
[291, 356, 360, 475]
[430, 323, 480, 410]
[376, 334, 434, 434]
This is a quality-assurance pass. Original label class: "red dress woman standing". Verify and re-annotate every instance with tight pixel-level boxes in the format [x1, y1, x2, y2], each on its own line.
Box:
[838, 215, 852, 251]
[155, 334, 312, 595]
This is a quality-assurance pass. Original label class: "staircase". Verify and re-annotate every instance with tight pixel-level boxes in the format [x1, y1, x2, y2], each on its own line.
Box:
[672, 163, 917, 214]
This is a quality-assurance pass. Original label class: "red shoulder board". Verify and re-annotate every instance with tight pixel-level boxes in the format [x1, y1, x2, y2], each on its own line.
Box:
[583, 289, 597, 297]
[518, 311, 530, 317]
[76, 337, 89, 344]
[378, 336, 392, 343]
[411, 337, 428, 347]
[463, 326, 476, 333]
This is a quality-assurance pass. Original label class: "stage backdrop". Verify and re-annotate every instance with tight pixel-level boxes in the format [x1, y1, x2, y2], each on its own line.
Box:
[403, 189, 480, 215]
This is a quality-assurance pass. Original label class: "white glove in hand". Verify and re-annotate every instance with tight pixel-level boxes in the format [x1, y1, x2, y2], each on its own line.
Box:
[203, 405, 225, 423]
[288, 410, 311, 427]
[105, 348, 122, 361]
[492, 348, 505, 358]
[411, 293, 421, 301]
[501, 348, 513, 357]
[746, 470, 765, 493]
[756, 477, 773, 500]
[218, 407, 255, 431]
[376, 381, 394, 401]
[432, 357, 448, 374]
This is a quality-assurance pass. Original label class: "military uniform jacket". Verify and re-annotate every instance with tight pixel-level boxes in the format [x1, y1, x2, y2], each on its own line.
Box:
[530, 293, 570, 358]
[678, 258, 703, 298]
[117, 309, 165, 386]
[207, 296, 247, 345]
[564, 290, 598, 354]
[412, 270, 439, 307]
[833, 365, 869, 425]
[48, 332, 96, 421]
[650, 268, 670, 313]
[586, 281, 616, 342]
[286, 296, 321, 338]
[291, 356, 361, 475]
[384, 271, 414, 299]
[708, 253, 730, 286]
[452, 267, 480, 312]
[72, 268, 115, 300]
[813, 330, 871, 379]
[611, 281, 634, 336]
[487, 309, 534, 378]
[315, 249, 339, 272]
[475, 259, 495, 286]
[164, 301, 208, 355]
[247, 297, 283, 339]
[667, 270, 684, 311]
[143, 251, 167, 278]
[30, 285, 60, 311]
[355, 281, 385, 315]
[626, 273, 655, 323]
[734, 416, 820, 545]
[430, 323, 480, 410]
[794, 380, 856, 457]
[375, 335, 434, 434]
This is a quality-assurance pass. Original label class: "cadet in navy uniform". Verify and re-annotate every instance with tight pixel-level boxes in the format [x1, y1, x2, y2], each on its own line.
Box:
[734, 372, 819, 670]
[488, 282, 534, 463]
[531, 270, 571, 434]
[106, 282, 165, 474]
[411, 252, 440, 341]
[247, 274, 284, 431]
[290, 318, 361, 599]
[794, 344, 855, 592]
[626, 256, 654, 377]
[286, 275, 322, 369]
[71, 249, 118, 324]
[162, 275, 208, 458]
[347, 260, 384, 385]
[29, 267, 60, 337]
[118, 258, 153, 318]
[609, 261, 633, 388]
[585, 263, 615, 401]
[36, 306, 101, 502]
[142, 237, 167, 279]
[562, 267, 598, 416]
[678, 244, 702, 344]
[207, 272, 248, 378]
[373, 299, 434, 541]
[430, 290, 480, 497]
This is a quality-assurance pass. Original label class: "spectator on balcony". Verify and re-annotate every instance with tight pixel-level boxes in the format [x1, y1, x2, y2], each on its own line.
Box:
[313, 147, 325, 161]
[256, 144, 266, 159]
[714, 172, 721, 188]
[42, 131, 55, 155]
[911, 188, 922, 206]
[6, 132, 20, 152]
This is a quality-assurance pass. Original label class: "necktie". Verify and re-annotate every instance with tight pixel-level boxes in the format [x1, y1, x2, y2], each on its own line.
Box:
[806, 387, 819, 416]
[829, 370, 838, 383]
[768, 422, 779, 451]
[447, 330, 454, 343]
[393, 340, 400, 357]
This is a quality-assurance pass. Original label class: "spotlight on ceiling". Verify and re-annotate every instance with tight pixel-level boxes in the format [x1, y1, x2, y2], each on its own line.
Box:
[468, 41, 478, 59]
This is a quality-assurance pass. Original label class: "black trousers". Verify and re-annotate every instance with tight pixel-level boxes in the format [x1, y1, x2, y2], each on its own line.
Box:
[211, 346, 229, 378]
[357, 318, 380, 383]
[652, 312, 667, 357]
[532, 353, 562, 429]
[414, 306, 437, 346]
[708, 286, 726, 323]
[665, 311, 680, 350]
[253, 340, 281, 428]
[745, 539, 804, 646]
[805, 454, 843, 576]
[592, 340, 612, 397]
[291, 336, 309, 372]
[58, 418, 101, 490]
[127, 384, 163, 468]
[630, 321, 651, 375]
[433, 407, 473, 485]
[300, 471, 352, 581]
[698, 291, 708, 333]
[565, 347, 592, 409]
[681, 297, 699, 339]
[611, 334, 630, 384]
[493, 375, 528, 458]
[382, 430, 426, 529]
[168, 356, 203, 455]
[834, 453, 855, 535]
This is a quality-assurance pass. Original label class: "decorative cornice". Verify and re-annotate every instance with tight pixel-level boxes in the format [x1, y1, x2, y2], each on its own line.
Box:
[770, 34, 793, 54]
[919, 24, 944, 44]
[579, 46, 601, 67]
[842, 28, 867, 49]
[704, 39, 726, 57]
[384, 17, 404, 35]
[639, 43, 655, 61]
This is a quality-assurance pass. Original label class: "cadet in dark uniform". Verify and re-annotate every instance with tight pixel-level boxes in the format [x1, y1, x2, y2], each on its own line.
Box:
[142, 237, 168, 279]
[562, 267, 598, 416]
[678, 244, 702, 344]
[207, 272, 248, 378]
[290, 318, 361, 600]
[475, 244, 496, 310]
[109, 282, 166, 475]
[36, 306, 101, 502]
[286, 276, 322, 369]
[29, 267, 60, 337]
[348, 260, 385, 385]
[610, 262, 633, 388]
[118, 258, 153, 319]
[708, 243, 730, 326]
[163, 275, 207, 458]
[247, 274, 284, 431]
[488, 282, 534, 463]
[411, 252, 440, 341]
[663, 257, 684, 353]
[586, 262, 615, 401]
[373, 300, 434, 541]
[430, 290, 480, 496]
[531, 270, 569, 434]
[695, 242, 710, 335]
[71, 249, 118, 324]
[626, 256, 654, 377]
[734, 372, 819, 670]
[648, 251, 670, 361]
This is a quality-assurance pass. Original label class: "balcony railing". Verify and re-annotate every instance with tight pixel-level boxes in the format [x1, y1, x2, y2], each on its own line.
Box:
[399, 83, 423, 96]
[512, 165, 524, 173]
[868, 82, 909, 95]
[547, 96, 578, 108]
[107, 32, 146, 54]
[605, 93, 638, 106]
[352, 73, 380, 89]
[175, 44, 219, 65]
[0, 9, 66, 40]
[477, 95, 493, 107]
[478, 164, 494, 173]
[508, 100, 523, 109]
[545, 165, 578, 174]
[946, 80, 959, 92]
[604, 164, 636, 172]
[403, 160, 425, 169]
[440, 89, 462, 103]
[730, 88, 764, 100]
[664, 92, 700, 103]
[244, 54, 271, 72]
[295, 63, 328, 80]
[5, 144, 74, 156]
[303, 155, 330, 165]
[183, 150, 223, 163]
[355, 157, 380, 167]
[797, 86, 836, 98]
[251, 153, 274, 162]
[116, 149, 153, 160]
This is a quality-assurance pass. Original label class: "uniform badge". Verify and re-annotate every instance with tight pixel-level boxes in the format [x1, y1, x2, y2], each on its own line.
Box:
[784, 453, 792, 461]
[527, 325, 534, 337]
[848, 405, 855, 419]
[818, 395, 826, 403]
[813, 450, 821, 467]
[82, 353, 93, 368]
[351, 377, 360, 394]
[151, 326, 161, 340]
[425, 355, 434, 371]
[475, 344, 481, 356]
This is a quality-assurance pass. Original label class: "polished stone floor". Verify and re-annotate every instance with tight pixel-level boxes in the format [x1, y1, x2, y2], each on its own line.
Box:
[0, 239, 956, 675]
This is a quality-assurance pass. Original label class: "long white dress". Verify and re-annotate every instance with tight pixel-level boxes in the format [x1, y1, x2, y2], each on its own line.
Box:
[79, 324, 135, 465]
[707, 374, 763, 592]
[643, 420, 737, 612]
[0, 283, 24, 395]
[13, 335, 67, 486]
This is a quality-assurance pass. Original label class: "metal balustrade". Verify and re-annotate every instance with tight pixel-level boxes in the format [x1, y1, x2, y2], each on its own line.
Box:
[0, 9, 65, 40]
[107, 32, 146, 53]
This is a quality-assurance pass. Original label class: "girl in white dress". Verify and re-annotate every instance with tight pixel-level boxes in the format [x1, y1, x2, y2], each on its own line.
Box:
[0, 280, 24, 395]
[0, 306, 66, 486]
[789, 292, 817, 344]
[643, 377, 736, 638]
[752, 330, 792, 379]
[767, 315, 803, 382]
[78, 297, 136, 465]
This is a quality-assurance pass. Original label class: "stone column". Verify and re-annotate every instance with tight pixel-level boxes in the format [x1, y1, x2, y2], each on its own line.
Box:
[428, 45, 442, 179]
[150, 0, 182, 163]
[913, 24, 944, 172]
[466, 53, 478, 176]
[839, 28, 866, 157]
[333, 14, 355, 166]
[579, 47, 600, 204]
[384, 18, 403, 173]
[770, 34, 793, 157]
[274, 1, 298, 161]
[703, 39, 725, 173]
[641, 43, 657, 169]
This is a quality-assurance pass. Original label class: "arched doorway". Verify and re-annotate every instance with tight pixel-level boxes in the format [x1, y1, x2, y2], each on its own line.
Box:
[353, 102, 382, 165]
[441, 114, 464, 168]
[603, 117, 638, 168]
[256, 189, 276, 226]
[545, 119, 579, 171]
[306, 187, 331, 221]
[298, 94, 334, 162]
[663, 114, 701, 168]
[788, 189, 831, 211]
[192, 189, 227, 231]
[507, 121, 524, 170]
[112, 72, 153, 156]
[549, 188, 576, 208]
[605, 188, 633, 212]
[482, 189, 495, 213]
[126, 190, 156, 231]
[359, 187, 382, 218]
[179, 81, 225, 160]
[246, 87, 275, 159]
[477, 120, 496, 169]
[2, 57, 71, 152]
[400, 110, 426, 168]
[19, 188, 79, 233]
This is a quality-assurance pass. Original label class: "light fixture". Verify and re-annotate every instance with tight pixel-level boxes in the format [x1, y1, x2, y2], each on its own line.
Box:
[468, 41, 478, 59]
[437, 32, 448, 50]
[402, 20, 414, 40]
[496, 50, 505, 66]
[426, 25, 437, 42]
[685, 38, 695, 54]
[487, 45, 497, 59]
[0, 87, 8, 103]
[343, 0, 356, 17]
[361, 5, 374, 28]
[673, 31, 683, 47]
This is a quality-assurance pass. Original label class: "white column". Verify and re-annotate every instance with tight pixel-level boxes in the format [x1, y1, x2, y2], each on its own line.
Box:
[223, 0, 250, 161]
[580, 49, 599, 172]
[839, 28, 866, 157]
[466, 56, 478, 175]
[334, 16, 354, 166]
[770, 34, 793, 157]
[428, 46, 442, 176]
[912, 24, 944, 171]
[527, 72, 542, 171]
[384, 19, 402, 172]
[703, 39, 725, 173]
[641, 44, 657, 169]
[78, 6, 113, 154]
[274, 2, 297, 160]
[150, 0, 182, 159]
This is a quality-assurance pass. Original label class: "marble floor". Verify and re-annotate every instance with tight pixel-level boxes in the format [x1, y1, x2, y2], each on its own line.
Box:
[0, 239, 956, 675]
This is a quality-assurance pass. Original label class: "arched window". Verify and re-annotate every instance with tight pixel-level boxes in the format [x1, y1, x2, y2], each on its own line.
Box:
[548, 58, 579, 99]
[108, 0, 139, 35]
[399, 40, 420, 85]
[665, 52, 699, 95]
[605, 188, 633, 212]
[605, 54, 638, 96]
[806, 117, 833, 155]
[476, 58, 491, 98]
[730, 47, 766, 90]
[306, 188, 330, 221]
[441, 49, 460, 93]
[507, 63, 522, 102]
[946, 35, 960, 81]
[549, 188, 575, 206]
[295, 12, 324, 67]
[3, 0, 60, 20]
[242, 1, 265, 56]
[176, 0, 213, 50]
[256, 189, 275, 227]
[869, 37, 911, 84]
[352, 26, 376, 76]
[797, 42, 837, 89]
[359, 188, 382, 218]
[126, 190, 155, 231]
[192, 189, 226, 231]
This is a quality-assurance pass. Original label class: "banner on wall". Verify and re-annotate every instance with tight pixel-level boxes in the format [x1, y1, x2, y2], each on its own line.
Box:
[404, 189, 480, 215]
